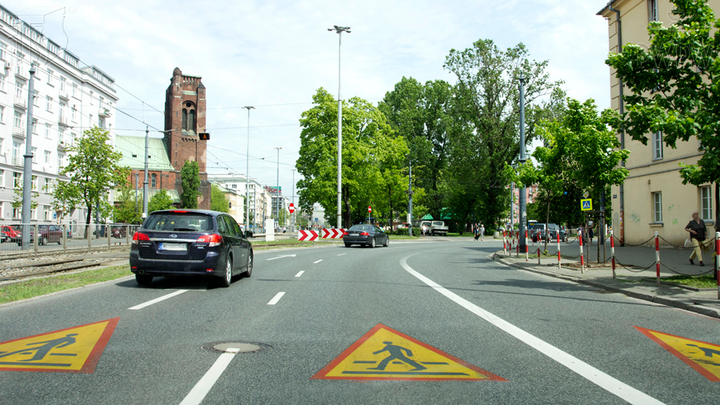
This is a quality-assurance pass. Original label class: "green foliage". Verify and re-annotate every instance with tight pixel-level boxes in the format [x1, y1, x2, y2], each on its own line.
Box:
[180, 160, 200, 209]
[113, 185, 142, 224]
[606, 0, 720, 187]
[11, 179, 39, 210]
[297, 88, 408, 227]
[52, 127, 129, 232]
[210, 184, 230, 213]
[149, 189, 175, 214]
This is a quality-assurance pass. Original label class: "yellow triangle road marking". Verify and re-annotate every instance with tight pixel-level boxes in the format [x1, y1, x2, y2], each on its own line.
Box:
[312, 324, 506, 381]
[635, 326, 720, 382]
[0, 318, 119, 373]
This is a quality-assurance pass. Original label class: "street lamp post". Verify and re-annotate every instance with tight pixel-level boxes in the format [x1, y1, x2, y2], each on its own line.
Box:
[243, 106, 255, 235]
[275, 146, 282, 231]
[518, 72, 528, 253]
[291, 168, 296, 233]
[328, 25, 350, 230]
[21, 64, 37, 250]
[142, 125, 149, 220]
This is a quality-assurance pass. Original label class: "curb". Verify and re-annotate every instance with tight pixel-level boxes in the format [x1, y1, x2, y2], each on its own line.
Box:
[490, 253, 720, 319]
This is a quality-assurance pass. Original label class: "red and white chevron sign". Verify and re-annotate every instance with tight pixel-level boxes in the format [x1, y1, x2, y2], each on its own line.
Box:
[298, 230, 319, 241]
[322, 228, 346, 239]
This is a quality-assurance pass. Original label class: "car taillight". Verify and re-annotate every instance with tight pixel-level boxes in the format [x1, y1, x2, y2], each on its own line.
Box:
[132, 232, 150, 244]
[197, 234, 222, 247]
[360, 232, 369, 236]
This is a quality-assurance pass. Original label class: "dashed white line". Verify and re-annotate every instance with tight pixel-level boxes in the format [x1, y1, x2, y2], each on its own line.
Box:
[400, 255, 665, 405]
[337, 253, 347, 256]
[179, 348, 240, 405]
[295, 271, 305, 278]
[267, 292, 285, 305]
[128, 290, 188, 310]
[267, 254, 296, 261]
[313, 259, 323, 264]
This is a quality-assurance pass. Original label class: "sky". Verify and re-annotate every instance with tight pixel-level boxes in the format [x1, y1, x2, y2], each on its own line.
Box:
[6, 0, 613, 201]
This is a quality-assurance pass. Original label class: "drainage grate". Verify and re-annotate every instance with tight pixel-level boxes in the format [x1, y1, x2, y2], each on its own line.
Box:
[201, 341, 271, 354]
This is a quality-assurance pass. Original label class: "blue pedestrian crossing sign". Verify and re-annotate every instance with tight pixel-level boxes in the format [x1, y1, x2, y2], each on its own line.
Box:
[581, 199, 592, 211]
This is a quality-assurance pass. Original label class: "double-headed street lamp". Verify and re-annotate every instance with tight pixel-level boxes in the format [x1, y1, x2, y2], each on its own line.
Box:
[328, 25, 350, 230]
[275, 146, 282, 230]
[243, 106, 255, 233]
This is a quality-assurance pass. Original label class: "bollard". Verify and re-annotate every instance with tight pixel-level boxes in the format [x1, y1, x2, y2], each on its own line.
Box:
[537, 247, 541, 265]
[610, 230, 616, 279]
[716, 232, 719, 299]
[655, 231, 660, 289]
[557, 232, 561, 270]
[525, 230, 529, 262]
[516, 233, 519, 257]
[579, 230, 585, 274]
[34, 224, 39, 253]
[63, 223, 68, 251]
[503, 231, 507, 254]
[107, 224, 111, 247]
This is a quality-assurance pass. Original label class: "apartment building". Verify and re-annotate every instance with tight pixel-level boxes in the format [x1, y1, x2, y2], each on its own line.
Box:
[207, 173, 271, 230]
[0, 5, 117, 225]
[598, 0, 718, 245]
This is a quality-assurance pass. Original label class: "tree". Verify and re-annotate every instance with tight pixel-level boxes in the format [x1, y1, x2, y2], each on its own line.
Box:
[297, 88, 408, 226]
[606, 0, 720, 222]
[443, 40, 563, 230]
[12, 179, 39, 215]
[180, 160, 200, 209]
[149, 189, 175, 213]
[52, 127, 129, 238]
[113, 185, 142, 224]
[210, 184, 229, 213]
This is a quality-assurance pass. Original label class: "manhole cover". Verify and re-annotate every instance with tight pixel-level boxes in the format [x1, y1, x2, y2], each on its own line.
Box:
[201, 341, 271, 353]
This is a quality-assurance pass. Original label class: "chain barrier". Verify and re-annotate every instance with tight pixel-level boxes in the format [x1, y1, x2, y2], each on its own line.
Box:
[659, 262, 716, 277]
[614, 258, 656, 273]
[612, 235, 656, 247]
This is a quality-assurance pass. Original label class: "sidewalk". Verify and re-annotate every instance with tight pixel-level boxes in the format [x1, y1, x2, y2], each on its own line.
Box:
[491, 240, 720, 319]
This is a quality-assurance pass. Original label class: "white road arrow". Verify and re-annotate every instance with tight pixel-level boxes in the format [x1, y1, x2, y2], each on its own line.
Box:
[266, 254, 297, 261]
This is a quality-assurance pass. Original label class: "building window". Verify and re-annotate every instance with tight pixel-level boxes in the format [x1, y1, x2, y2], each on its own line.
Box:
[44, 178, 52, 192]
[14, 111, 22, 128]
[15, 82, 23, 98]
[32, 147, 37, 163]
[0, 169, 4, 187]
[652, 131, 663, 160]
[0, 42, 6, 60]
[12, 206, 20, 219]
[0, 74, 5, 92]
[44, 150, 51, 163]
[45, 123, 51, 138]
[60, 76, 66, 91]
[71, 83, 78, 98]
[46, 96, 53, 112]
[648, 0, 659, 22]
[71, 107, 77, 122]
[13, 172, 21, 188]
[151, 173, 157, 188]
[58, 129, 64, 144]
[47, 68, 53, 85]
[652, 192, 663, 223]
[31, 175, 37, 191]
[700, 186, 713, 221]
[12, 142, 21, 165]
[32, 119, 37, 134]
[44, 205, 51, 220]
[0, 105, 4, 122]
[31, 207, 36, 220]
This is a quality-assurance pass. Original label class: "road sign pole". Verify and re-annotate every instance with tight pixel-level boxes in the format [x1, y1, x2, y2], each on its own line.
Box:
[716, 232, 719, 299]
[610, 229, 616, 279]
[579, 231, 585, 273]
[518, 72, 527, 254]
[655, 231, 660, 289]
[557, 232, 561, 270]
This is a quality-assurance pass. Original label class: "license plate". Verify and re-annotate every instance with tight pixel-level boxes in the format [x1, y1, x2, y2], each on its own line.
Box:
[159, 242, 187, 251]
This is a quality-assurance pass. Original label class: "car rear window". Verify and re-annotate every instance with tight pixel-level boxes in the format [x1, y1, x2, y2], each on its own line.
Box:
[349, 225, 373, 231]
[532, 225, 545, 230]
[144, 213, 213, 232]
[432, 221, 444, 226]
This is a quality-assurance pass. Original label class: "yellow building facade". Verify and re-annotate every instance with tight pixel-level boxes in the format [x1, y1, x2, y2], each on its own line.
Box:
[598, 0, 718, 246]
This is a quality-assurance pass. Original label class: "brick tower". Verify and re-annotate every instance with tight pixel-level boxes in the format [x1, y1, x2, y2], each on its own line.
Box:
[164, 67, 211, 209]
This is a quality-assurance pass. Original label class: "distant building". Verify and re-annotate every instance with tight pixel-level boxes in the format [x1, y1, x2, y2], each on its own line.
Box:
[0, 4, 117, 225]
[117, 68, 211, 215]
[207, 173, 271, 230]
[212, 182, 244, 225]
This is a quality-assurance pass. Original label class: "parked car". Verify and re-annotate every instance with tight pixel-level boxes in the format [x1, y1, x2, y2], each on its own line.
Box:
[129, 209, 253, 287]
[531, 223, 566, 242]
[0, 232, 7, 243]
[112, 225, 128, 238]
[16, 225, 64, 246]
[1, 225, 20, 243]
[344, 224, 389, 248]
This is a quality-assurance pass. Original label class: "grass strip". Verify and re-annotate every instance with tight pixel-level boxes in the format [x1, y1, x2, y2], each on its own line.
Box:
[661, 274, 717, 289]
[0, 265, 132, 305]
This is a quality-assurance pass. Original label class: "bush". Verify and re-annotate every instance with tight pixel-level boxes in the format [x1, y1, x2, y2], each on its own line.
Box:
[392, 228, 410, 236]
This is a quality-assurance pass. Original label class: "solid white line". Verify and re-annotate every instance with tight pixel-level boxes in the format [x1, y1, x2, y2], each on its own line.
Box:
[399, 256, 665, 405]
[313, 259, 323, 264]
[179, 348, 239, 405]
[128, 290, 188, 310]
[337, 253, 347, 256]
[295, 271, 304, 278]
[267, 292, 285, 305]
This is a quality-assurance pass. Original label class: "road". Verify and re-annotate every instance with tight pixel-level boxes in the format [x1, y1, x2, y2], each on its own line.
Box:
[1, 238, 719, 404]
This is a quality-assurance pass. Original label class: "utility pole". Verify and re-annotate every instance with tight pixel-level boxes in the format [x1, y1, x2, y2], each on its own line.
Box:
[135, 172, 139, 219]
[328, 25, 350, 230]
[275, 146, 282, 231]
[243, 106, 255, 233]
[408, 159, 413, 237]
[291, 168, 296, 233]
[518, 72, 528, 254]
[142, 125, 149, 220]
[21, 64, 37, 250]
[510, 181, 515, 230]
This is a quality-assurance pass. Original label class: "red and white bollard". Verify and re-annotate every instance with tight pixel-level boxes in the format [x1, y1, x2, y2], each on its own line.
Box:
[579, 230, 585, 273]
[557, 232, 561, 270]
[655, 231, 660, 288]
[610, 230, 616, 279]
[503, 231, 507, 254]
[525, 230, 529, 262]
[537, 246, 541, 265]
[516, 233, 519, 257]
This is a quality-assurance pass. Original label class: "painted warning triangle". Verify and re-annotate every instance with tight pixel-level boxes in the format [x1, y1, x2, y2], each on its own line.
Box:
[0, 317, 119, 373]
[635, 326, 720, 382]
[312, 324, 506, 381]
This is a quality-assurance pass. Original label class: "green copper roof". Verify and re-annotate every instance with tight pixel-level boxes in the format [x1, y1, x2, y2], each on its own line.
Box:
[115, 135, 175, 171]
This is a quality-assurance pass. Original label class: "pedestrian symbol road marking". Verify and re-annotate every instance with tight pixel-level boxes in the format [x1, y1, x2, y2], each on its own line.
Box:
[312, 323, 506, 381]
[0, 318, 119, 373]
[580, 199, 592, 211]
[635, 326, 720, 382]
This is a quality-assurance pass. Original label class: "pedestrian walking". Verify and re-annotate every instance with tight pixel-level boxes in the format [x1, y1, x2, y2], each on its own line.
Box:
[685, 210, 708, 266]
[480, 223, 485, 241]
[473, 223, 480, 241]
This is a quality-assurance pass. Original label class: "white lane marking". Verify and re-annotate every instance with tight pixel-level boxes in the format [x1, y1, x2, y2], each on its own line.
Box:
[295, 271, 304, 278]
[267, 292, 285, 305]
[128, 290, 188, 310]
[267, 254, 297, 261]
[179, 348, 240, 405]
[400, 256, 665, 405]
[337, 253, 347, 256]
[313, 259, 323, 264]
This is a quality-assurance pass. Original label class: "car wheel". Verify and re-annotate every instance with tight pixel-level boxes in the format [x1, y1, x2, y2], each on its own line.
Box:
[41, 237, 47, 246]
[384, 237, 389, 247]
[220, 255, 233, 287]
[369, 237, 376, 248]
[57, 236, 63, 245]
[136, 273, 153, 286]
[243, 252, 253, 278]
[344, 243, 351, 248]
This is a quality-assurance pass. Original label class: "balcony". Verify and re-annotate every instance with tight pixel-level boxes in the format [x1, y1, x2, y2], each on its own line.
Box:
[98, 107, 111, 118]
[12, 127, 25, 139]
[57, 141, 66, 152]
[58, 90, 68, 100]
[11, 157, 23, 166]
[15, 69, 27, 80]
[58, 116, 69, 127]
[13, 96, 26, 109]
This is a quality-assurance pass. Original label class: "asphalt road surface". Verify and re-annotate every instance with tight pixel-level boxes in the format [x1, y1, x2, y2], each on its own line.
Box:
[1, 238, 719, 404]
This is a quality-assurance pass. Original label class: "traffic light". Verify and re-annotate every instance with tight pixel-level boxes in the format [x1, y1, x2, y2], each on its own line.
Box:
[199, 132, 210, 140]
